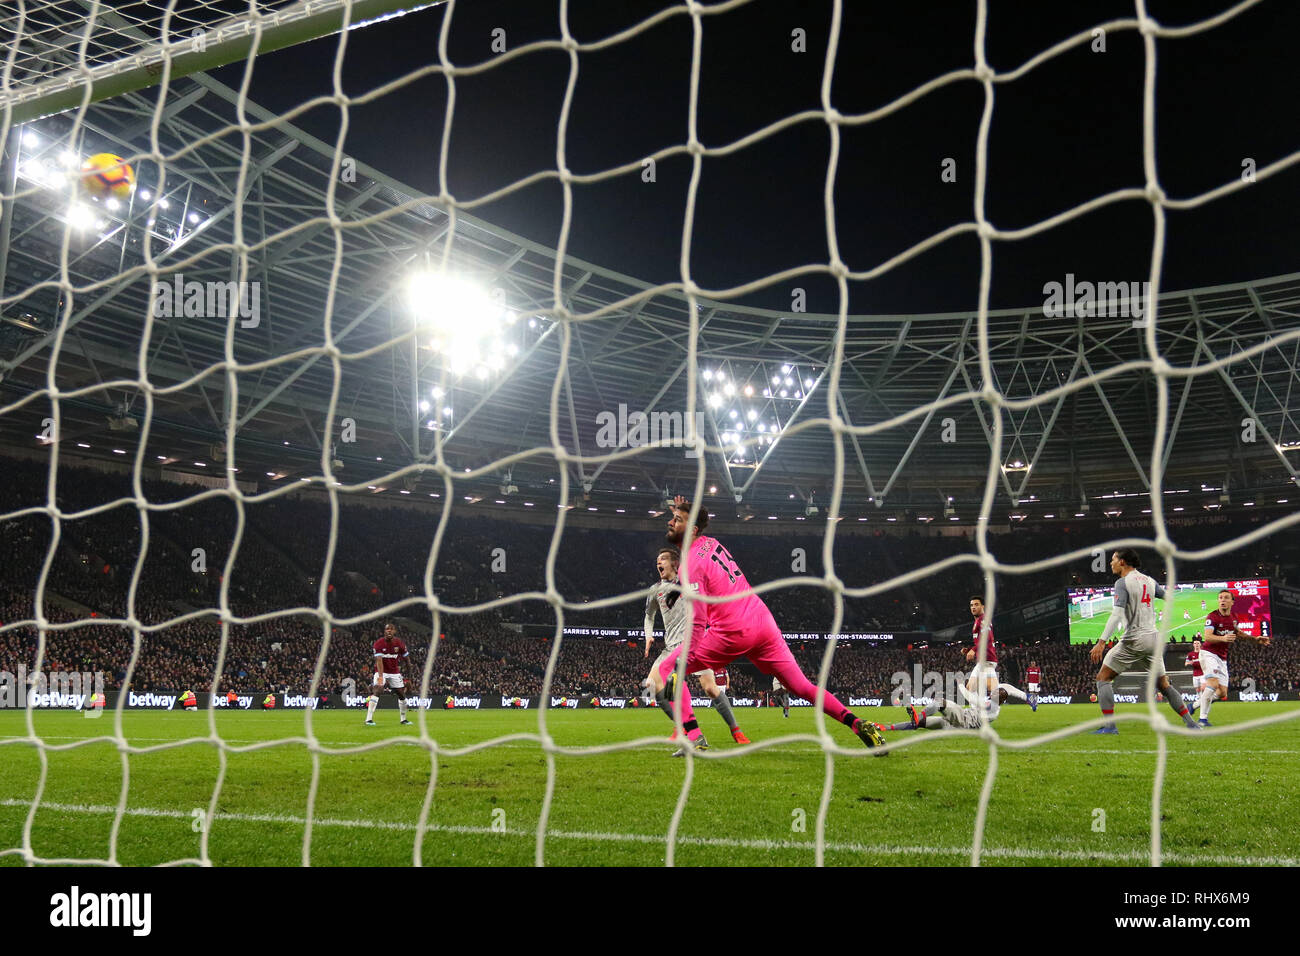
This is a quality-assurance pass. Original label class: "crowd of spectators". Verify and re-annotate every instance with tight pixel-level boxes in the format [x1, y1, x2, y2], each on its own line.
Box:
[2, 457, 1298, 700]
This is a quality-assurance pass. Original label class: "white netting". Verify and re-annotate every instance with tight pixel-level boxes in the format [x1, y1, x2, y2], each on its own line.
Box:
[0, 0, 443, 125]
[1, 0, 1300, 869]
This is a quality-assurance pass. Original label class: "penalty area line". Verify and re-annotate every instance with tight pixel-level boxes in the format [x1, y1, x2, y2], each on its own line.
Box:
[0, 798, 1295, 867]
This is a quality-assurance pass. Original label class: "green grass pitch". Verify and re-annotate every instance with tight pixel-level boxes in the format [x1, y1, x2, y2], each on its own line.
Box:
[2, 703, 1298, 866]
[1069, 587, 1225, 644]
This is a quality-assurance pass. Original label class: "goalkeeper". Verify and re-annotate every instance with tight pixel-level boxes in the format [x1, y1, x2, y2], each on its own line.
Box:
[655, 496, 884, 754]
[643, 547, 750, 745]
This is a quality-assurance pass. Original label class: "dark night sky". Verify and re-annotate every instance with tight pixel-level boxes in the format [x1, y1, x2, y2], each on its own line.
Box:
[214, 0, 1300, 315]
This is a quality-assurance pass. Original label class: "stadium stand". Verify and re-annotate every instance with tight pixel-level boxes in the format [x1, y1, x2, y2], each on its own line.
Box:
[2, 458, 1297, 700]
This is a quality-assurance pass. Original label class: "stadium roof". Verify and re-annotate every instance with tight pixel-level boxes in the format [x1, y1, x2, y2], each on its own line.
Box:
[2, 65, 1299, 518]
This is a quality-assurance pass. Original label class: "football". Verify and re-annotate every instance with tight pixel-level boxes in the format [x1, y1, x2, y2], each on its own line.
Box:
[80, 152, 135, 199]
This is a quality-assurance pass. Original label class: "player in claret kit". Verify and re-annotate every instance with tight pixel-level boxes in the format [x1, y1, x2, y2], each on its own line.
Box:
[1185, 638, 1205, 708]
[1197, 589, 1270, 727]
[654, 496, 885, 755]
[964, 596, 998, 698]
[1090, 549, 1199, 734]
[1025, 660, 1042, 710]
[365, 621, 412, 726]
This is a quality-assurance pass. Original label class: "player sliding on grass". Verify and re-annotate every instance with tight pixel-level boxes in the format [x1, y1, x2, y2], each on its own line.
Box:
[880, 684, 1008, 731]
[643, 546, 751, 744]
[655, 495, 885, 754]
[1090, 548, 1199, 735]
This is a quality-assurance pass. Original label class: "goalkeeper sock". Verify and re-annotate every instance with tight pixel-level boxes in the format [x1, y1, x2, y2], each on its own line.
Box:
[713, 692, 739, 732]
[366, 695, 378, 720]
[999, 682, 1027, 702]
[654, 687, 674, 719]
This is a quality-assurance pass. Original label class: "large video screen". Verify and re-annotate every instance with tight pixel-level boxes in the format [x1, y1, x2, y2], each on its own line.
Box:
[1067, 579, 1272, 645]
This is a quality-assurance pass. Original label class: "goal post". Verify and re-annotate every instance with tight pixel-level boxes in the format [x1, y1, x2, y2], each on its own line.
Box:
[1, 0, 445, 128]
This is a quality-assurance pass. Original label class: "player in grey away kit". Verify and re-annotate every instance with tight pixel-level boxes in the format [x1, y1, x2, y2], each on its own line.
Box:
[1090, 548, 1199, 735]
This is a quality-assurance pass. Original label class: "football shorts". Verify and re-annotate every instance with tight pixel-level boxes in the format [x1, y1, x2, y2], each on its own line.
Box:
[1198, 650, 1228, 686]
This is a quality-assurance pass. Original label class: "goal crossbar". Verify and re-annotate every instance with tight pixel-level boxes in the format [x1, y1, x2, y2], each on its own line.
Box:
[1, 0, 444, 127]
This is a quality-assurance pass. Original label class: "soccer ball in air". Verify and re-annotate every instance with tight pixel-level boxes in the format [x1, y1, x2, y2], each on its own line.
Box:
[1089, 693, 1098, 703]
[80, 153, 135, 199]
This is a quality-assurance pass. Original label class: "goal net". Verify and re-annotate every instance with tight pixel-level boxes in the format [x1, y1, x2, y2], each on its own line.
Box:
[1079, 595, 1111, 620]
[0, 1, 444, 127]
[2, 0, 1300, 870]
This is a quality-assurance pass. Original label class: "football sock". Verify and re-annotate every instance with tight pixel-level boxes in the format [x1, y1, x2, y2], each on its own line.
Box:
[365, 695, 378, 720]
[397, 696, 408, 720]
[1163, 686, 1196, 727]
[1096, 681, 1115, 721]
[713, 692, 739, 732]
[779, 692, 790, 711]
[1198, 686, 1215, 721]
[999, 682, 1028, 702]
[841, 711, 859, 728]
[654, 687, 675, 719]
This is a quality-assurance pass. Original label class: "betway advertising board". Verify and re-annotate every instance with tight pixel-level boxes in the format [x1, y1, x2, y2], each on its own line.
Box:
[7, 688, 1293, 711]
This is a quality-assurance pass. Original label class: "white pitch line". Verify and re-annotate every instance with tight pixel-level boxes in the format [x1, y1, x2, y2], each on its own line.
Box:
[3, 735, 1299, 756]
[0, 797, 1294, 867]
